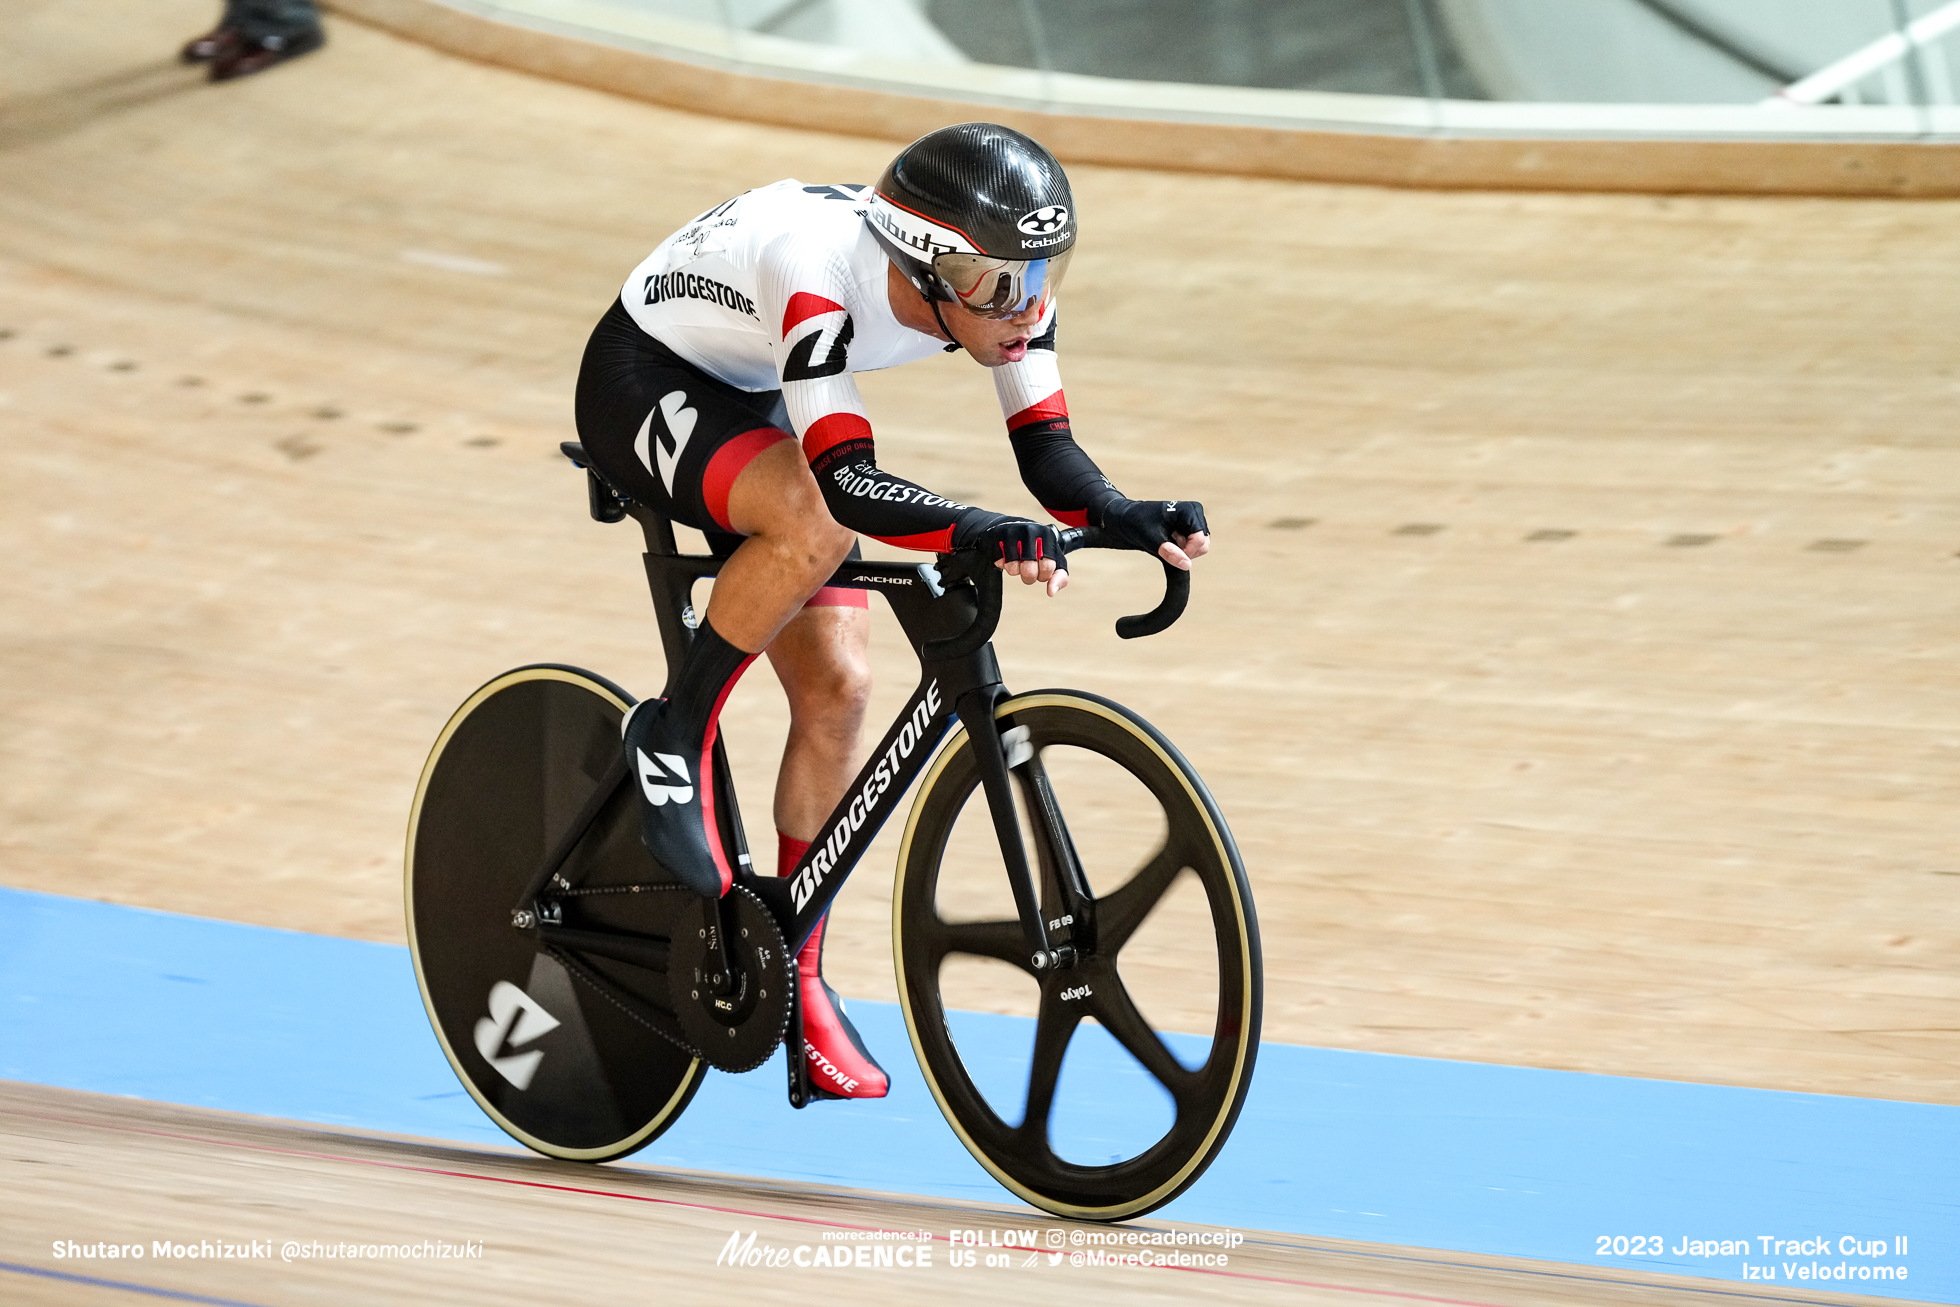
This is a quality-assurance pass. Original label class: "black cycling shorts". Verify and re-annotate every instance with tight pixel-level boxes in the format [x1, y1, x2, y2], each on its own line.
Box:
[573, 298, 865, 606]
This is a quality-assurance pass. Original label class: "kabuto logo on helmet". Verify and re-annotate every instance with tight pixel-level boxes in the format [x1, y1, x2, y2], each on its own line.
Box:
[864, 192, 977, 261]
[1016, 205, 1069, 236]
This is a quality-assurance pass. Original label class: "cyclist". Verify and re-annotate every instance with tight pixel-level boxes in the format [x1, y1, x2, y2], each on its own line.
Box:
[573, 122, 1208, 1101]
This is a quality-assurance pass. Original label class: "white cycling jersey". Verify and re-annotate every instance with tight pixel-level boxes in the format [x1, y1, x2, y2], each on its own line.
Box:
[618, 180, 1065, 459]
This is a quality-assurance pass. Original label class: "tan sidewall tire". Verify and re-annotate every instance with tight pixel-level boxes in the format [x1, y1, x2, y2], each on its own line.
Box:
[892, 690, 1259, 1220]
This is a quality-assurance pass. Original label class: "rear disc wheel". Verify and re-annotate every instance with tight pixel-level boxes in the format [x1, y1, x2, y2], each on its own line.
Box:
[406, 665, 704, 1161]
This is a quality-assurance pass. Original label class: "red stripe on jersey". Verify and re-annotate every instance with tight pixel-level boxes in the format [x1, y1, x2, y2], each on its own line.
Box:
[1045, 507, 1090, 527]
[875, 526, 957, 552]
[701, 427, 793, 530]
[1007, 391, 1069, 429]
[801, 411, 873, 462]
[782, 292, 847, 338]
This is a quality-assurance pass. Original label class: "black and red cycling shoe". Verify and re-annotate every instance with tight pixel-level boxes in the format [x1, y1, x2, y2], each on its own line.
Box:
[797, 916, 889, 1099]
[620, 698, 732, 899]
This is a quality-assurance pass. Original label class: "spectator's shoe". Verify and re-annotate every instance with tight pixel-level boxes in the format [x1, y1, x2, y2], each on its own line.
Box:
[210, 26, 324, 81]
[621, 698, 732, 899]
[797, 916, 889, 1099]
[180, 27, 241, 63]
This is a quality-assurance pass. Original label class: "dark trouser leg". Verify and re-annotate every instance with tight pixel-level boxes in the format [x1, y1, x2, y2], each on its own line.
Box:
[226, 0, 321, 42]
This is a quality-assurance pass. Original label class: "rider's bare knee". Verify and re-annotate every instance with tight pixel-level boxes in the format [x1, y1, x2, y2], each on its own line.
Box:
[766, 474, 853, 572]
[811, 515, 855, 568]
[786, 644, 871, 729]
[823, 652, 873, 724]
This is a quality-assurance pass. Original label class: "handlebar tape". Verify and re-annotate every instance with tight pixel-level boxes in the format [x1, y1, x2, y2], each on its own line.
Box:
[921, 531, 1190, 660]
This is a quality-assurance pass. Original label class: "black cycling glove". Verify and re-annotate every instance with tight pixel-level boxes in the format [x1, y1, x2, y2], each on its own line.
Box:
[1093, 497, 1210, 554]
[952, 511, 1066, 565]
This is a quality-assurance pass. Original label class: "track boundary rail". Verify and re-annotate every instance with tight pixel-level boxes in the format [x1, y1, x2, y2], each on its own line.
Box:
[325, 0, 1960, 196]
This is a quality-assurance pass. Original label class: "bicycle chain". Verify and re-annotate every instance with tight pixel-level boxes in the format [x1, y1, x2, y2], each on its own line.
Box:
[541, 942, 699, 1058]
[540, 880, 699, 1054]
[542, 881, 793, 1073]
[550, 880, 686, 899]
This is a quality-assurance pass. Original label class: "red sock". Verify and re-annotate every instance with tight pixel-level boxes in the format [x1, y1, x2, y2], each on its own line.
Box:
[778, 831, 811, 879]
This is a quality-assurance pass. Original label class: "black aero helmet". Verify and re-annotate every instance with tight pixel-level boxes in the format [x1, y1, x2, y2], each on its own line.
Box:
[863, 122, 1075, 320]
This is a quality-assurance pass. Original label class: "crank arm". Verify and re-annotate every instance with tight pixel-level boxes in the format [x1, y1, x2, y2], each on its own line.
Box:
[785, 971, 812, 1109]
[700, 884, 746, 997]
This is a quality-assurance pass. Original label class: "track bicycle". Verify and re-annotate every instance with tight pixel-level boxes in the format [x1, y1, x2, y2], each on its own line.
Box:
[405, 442, 1262, 1220]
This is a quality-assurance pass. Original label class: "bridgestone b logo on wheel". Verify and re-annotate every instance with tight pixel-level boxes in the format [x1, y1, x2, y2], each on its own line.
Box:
[1016, 206, 1069, 236]
[472, 981, 561, 1090]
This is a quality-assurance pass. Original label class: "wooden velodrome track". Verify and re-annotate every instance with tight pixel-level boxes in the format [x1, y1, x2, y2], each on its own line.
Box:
[3, 0, 1956, 1300]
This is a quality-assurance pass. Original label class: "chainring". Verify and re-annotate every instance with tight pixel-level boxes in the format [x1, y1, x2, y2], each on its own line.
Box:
[668, 883, 793, 1072]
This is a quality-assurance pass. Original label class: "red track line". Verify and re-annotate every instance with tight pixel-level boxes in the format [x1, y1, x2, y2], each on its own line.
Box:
[5, 1104, 1515, 1306]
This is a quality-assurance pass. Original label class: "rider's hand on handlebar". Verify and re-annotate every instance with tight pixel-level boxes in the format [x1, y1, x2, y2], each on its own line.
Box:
[1096, 498, 1211, 570]
[953, 514, 1071, 597]
[1157, 530, 1209, 570]
[1003, 554, 1068, 596]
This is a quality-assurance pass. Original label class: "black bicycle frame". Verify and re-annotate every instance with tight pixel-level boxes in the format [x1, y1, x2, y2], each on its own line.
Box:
[530, 444, 1180, 1099]
[637, 536, 1057, 967]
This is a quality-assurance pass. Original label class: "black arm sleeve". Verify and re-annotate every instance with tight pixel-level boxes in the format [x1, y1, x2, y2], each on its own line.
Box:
[1008, 418, 1121, 527]
[807, 433, 992, 551]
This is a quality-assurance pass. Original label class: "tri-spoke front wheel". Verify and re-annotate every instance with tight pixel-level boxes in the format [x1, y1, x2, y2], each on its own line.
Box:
[893, 690, 1261, 1220]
